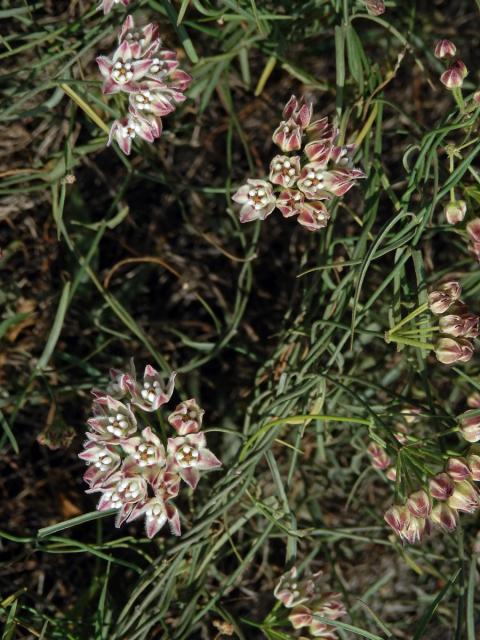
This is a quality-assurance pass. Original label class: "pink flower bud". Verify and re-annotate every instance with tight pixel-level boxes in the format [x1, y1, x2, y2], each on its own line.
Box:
[434, 39, 457, 59]
[434, 337, 474, 365]
[448, 480, 480, 514]
[431, 503, 458, 532]
[439, 313, 479, 339]
[473, 91, 480, 105]
[288, 605, 313, 629]
[384, 504, 410, 534]
[386, 467, 397, 481]
[429, 472, 455, 500]
[401, 515, 430, 545]
[467, 453, 480, 481]
[444, 200, 466, 224]
[446, 457, 471, 481]
[407, 490, 432, 518]
[467, 218, 480, 244]
[441, 60, 468, 89]
[458, 411, 480, 442]
[363, 0, 385, 15]
[367, 441, 391, 470]
[467, 392, 480, 409]
[428, 280, 461, 314]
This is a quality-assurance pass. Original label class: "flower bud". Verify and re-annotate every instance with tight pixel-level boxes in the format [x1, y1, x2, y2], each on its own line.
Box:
[363, 0, 385, 15]
[288, 605, 312, 629]
[428, 280, 461, 314]
[431, 503, 458, 532]
[434, 337, 474, 365]
[444, 200, 466, 225]
[407, 490, 432, 518]
[467, 392, 480, 409]
[467, 453, 480, 481]
[448, 480, 480, 514]
[439, 313, 479, 339]
[441, 60, 468, 89]
[367, 441, 391, 470]
[458, 410, 480, 443]
[467, 218, 480, 244]
[384, 504, 410, 534]
[386, 467, 397, 481]
[446, 457, 471, 481]
[429, 472, 455, 500]
[474, 91, 480, 105]
[401, 514, 430, 545]
[434, 39, 457, 59]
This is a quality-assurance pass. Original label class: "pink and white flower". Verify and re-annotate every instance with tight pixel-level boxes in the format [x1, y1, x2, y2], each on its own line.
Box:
[87, 396, 137, 442]
[121, 427, 166, 475]
[130, 365, 176, 412]
[168, 399, 204, 435]
[129, 85, 177, 117]
[79, 442, 121, 488]
[99, 0, 130, 15]
[118, 15, 160, 59]
[297, 201, 330, 232]
[232, 179, 276, 223]
[269, 155, 301, 188]
[88, 471, 148, 526]
[108, 112, 161, 155]
[297, 163, 332, 200]
[167, 432, 221, 489]
[97, 40, 152, 95]
[276, 189, 305, 218]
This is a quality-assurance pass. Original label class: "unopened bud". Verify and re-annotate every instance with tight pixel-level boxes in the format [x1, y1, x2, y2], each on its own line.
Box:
[434, 337, 474, 365]
[384, 504, 410, 534]
[367, 441, 391, 470]
[458, 410, 480, 443]
[428, 281, 462, 314]
[431, 503, 458, 532]
[448, 480, 480, 514]
[441, 60, 468, 89]
[407, 490, 432, 518]
[446, 457, 471, 481]
[467, 392, 480, 409]
[363, 0, 385, 15]
[434, 39, 457, 59]
[467, 453, 480, 481]
[429, 472, 455, 500]
[386, 467, 397, 481]
[288, 605, 312, 629]
[444, 200, 466, 225]
[401, 514, 430, 545]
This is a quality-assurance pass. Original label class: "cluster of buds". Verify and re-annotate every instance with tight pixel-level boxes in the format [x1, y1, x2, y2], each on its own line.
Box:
[385, 455, 480, 543]
[274, 567, 346, 638]
[457, 392, 480, 442]
[467, 218, 480, 262]
[79, 361, 221, 538]
[428, 281, 479, 364]
[434, 39, 468, 90]
[99, 0, 130, 14]
[96, 15, 191, 155]
[362, 0, 385, 15]
[232, 96, 365, 231]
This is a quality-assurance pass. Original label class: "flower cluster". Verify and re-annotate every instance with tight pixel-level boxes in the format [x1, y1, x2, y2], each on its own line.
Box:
[385, 454, 480, 544]
[99, 0, 130, 14]
[232, 96, 365, 231]
[274, 567, 346, 638]
[427, 281, 479, 364]
[96, 15, 191, 155]
[79, 362, 221, 538]
[435, 39, 468, 90]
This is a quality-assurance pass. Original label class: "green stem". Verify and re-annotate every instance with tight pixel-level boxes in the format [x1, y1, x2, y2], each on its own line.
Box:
[386, 334, 435, 350]
[453, 86, 465, 115]
[387, 302, 429, 337]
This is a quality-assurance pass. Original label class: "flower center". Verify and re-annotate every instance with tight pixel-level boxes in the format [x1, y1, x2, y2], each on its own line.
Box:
[247, 188, 270, 210]
[302, 170, 324, 192]
[274, 159, 297, 178]
[94, 450, 115, 471]
[112, 60, 134, 84]
[141, 380, 161, 403]
[135, 91, 152, 110]
[134, 442, 159, 467]
[106, 413, 130, 437]
[175, 444, 199, 467]
[150, 58, 168, 74]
